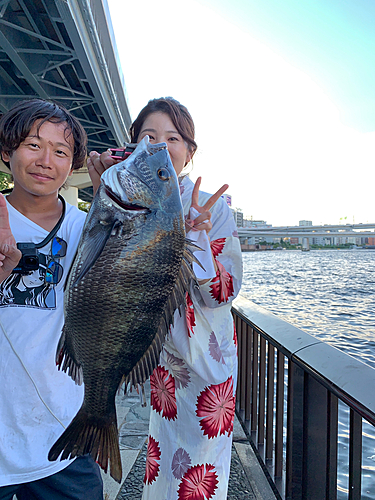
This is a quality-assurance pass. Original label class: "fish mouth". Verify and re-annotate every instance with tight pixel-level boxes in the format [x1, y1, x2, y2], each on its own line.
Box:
[104, 186, 147, 211]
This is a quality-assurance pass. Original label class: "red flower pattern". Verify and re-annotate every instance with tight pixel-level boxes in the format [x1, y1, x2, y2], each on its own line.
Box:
[209, 260, 234, 304]
[150, 365, 177, 420]
[144, 435, 161, 485]
[210, 238, 226, 258]
[233, 320, 237, 347]
[178, 463, 218, 500]
[196, 377, 235, 439]
[185, 292, 196, 337]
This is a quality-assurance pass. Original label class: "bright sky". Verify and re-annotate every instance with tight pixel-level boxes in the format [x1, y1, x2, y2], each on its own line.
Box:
[105, 0, 375, 226]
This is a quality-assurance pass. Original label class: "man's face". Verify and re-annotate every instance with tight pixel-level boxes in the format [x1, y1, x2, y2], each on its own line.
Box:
[2, 119, 74, 198]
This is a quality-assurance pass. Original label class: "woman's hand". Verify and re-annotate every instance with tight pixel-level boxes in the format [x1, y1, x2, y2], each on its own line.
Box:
[185, 177, 228, 234]
[186, 177, 229, 284]
[0, 194, 22, 282]
[87, 150, 119, 195]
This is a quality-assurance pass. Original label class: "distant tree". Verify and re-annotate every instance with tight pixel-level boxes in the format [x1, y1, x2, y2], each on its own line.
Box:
[0, 171, 12, 192]
[78, 200, 91, 213]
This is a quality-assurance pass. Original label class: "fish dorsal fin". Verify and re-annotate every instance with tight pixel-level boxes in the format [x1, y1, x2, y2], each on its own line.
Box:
[122, 239, 202, 393]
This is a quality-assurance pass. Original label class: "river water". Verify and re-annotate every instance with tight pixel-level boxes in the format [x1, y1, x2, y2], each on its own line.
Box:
[240, 249, 375, 499]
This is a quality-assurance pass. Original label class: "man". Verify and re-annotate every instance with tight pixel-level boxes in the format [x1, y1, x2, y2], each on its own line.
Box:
[0, 99, 103, 500]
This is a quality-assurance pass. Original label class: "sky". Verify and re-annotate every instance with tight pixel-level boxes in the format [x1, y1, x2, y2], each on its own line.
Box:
[105, 0, 375, 226]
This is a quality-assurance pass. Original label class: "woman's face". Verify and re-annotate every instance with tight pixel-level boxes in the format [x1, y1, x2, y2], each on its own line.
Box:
[137, 112, 191, 176]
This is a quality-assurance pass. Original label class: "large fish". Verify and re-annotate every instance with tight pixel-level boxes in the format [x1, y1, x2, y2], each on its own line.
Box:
[48, 137, 199, 482]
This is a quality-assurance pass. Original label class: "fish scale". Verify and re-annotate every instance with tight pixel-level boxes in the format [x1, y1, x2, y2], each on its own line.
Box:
[48, 137, 201, 482]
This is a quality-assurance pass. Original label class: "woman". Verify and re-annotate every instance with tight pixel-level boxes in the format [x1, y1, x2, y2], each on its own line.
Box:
[88, 97, 243, 500]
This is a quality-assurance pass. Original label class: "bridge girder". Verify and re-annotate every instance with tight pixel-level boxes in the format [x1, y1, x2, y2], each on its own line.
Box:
[0, 0, 132, 200]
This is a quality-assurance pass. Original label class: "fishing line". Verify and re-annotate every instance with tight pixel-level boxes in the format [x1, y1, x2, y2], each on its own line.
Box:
[0, 316, 66, 430]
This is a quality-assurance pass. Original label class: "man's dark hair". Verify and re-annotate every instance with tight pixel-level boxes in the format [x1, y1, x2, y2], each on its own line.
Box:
[0, 98, 87, 170]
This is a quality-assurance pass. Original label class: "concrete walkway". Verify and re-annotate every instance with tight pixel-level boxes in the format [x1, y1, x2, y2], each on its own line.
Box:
[101, 381, 278, 500]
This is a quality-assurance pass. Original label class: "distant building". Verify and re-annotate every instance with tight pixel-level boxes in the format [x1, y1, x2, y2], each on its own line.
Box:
[299, 220, 312, 226]
[222, 194, 232, 207]
[312, 237, 326, 246]
[231, 208, 243, 228]
[241, 219, 276, 244]
[243, 219, 269, 228]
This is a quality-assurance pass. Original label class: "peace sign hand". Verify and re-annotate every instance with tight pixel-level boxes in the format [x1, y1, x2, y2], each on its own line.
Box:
[186, 177, 229, 234]
[0, 193, 21, 281]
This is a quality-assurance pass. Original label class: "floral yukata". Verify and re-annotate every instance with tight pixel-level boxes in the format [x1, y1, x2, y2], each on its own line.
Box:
[142, 176, 243, 500]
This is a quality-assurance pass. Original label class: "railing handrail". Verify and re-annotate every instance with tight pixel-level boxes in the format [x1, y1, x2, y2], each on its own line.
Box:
[233, 294, 375, 426]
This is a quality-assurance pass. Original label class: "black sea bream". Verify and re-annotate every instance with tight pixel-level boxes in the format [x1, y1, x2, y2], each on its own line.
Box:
[48, 137, 199, 482]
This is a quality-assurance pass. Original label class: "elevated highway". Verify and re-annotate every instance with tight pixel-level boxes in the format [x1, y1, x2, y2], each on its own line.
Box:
[238, 223, 375, 240]
[0, 0, 131, 203]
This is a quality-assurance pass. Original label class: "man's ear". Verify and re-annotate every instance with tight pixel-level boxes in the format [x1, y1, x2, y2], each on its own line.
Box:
[1, 151, 10, 163]
[68, 166, 74, 177]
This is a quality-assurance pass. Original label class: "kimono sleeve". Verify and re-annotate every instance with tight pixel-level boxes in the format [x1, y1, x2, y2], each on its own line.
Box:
[197, 197, 242, 308]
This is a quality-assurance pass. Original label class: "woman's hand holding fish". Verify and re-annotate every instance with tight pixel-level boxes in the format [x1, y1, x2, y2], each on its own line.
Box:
[87, 150, 118, 195]
[185, 177, 229, 234]
[0, 193, 22, 282]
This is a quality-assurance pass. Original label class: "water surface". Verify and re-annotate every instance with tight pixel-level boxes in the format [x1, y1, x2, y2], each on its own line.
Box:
[240, 249, 375, 498]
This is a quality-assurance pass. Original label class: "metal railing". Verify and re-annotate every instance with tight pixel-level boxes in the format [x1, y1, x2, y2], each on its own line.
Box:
[232, 295, 375, 500]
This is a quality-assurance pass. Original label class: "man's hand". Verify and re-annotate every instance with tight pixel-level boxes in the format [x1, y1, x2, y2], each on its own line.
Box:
[0, 193, 21, 281]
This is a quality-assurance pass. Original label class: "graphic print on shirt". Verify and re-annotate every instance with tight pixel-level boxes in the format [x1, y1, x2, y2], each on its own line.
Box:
[0, 251, 60, 308]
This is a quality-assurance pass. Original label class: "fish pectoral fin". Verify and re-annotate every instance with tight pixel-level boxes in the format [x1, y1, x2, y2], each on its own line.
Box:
[71, 220, 119, 288]
[185, 237, 205, 271]
[55, 327, 83, 385]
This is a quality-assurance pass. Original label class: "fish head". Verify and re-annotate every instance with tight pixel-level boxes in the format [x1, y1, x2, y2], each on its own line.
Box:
[100, 136, 182, 216]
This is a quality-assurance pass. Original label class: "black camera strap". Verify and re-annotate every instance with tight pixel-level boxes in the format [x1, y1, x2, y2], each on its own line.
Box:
[1, 189, 66, 249]
[35, 195, 66, 249]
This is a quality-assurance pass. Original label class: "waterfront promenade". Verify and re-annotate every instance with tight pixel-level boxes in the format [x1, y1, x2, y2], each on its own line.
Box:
[101, 381, 277, 500]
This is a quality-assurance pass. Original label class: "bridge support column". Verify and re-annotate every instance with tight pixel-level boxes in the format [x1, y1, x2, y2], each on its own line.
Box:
[62, 186, 79, 207]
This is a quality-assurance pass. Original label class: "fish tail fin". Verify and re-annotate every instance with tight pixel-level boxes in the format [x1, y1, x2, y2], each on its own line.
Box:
[48, 407, 122, 483]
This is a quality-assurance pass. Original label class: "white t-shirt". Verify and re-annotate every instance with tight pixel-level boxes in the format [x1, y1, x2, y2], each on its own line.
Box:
[0, 199, 86, 486]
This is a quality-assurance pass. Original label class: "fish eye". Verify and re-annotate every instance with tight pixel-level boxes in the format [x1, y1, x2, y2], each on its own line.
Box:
[157, 168, 170, 181]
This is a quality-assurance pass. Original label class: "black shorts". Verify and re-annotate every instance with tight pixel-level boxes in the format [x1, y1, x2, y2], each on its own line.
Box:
[0, 456, 103, 500]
